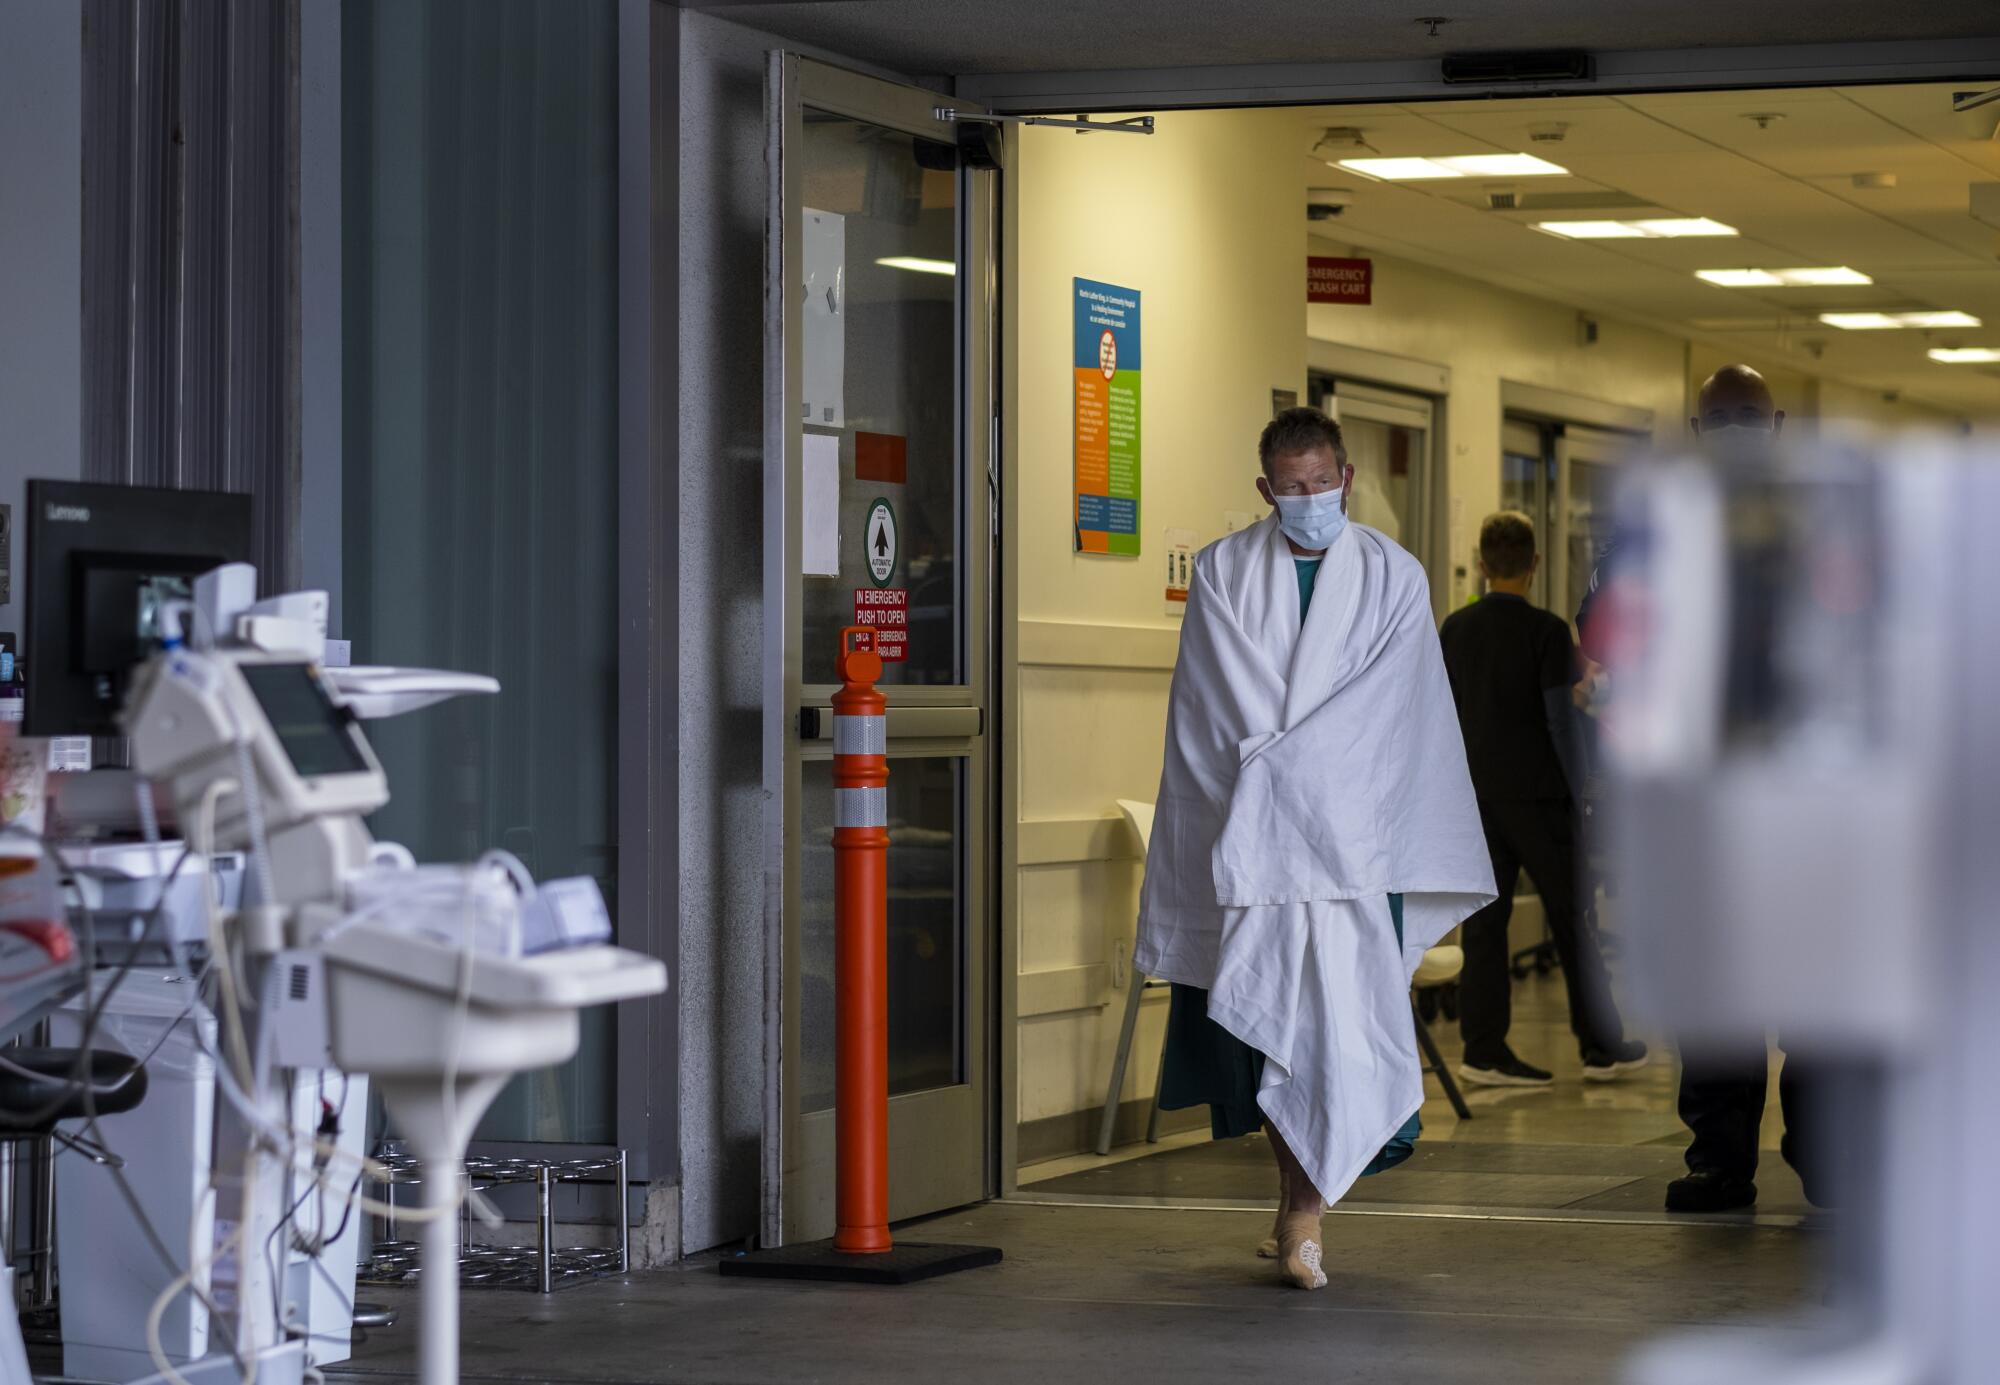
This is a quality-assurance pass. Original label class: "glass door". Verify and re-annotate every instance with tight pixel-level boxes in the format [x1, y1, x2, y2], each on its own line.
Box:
[764, 55, 995, 1246]
[1500, 415, 1555, 609]
[1499, 416, 1633, 621]
[1552, 426, 1633, 627]
[1315, 378, 1439, 603]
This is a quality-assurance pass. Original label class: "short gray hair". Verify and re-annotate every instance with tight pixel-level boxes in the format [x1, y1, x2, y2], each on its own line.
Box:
[1258, 407, 1344, 478]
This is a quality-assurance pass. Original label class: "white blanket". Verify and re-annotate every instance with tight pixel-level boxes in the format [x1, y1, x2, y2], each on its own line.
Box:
[1135, 514, 1495, 1204]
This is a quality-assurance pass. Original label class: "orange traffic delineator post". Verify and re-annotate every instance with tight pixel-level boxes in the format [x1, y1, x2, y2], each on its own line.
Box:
[721, 628, 1000, 1286]
[831, 626, 892, 1254]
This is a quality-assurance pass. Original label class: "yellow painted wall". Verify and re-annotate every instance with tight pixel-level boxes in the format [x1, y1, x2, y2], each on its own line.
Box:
[1308, 232, 1689, 606]
[1004, 108, 1305, 1142]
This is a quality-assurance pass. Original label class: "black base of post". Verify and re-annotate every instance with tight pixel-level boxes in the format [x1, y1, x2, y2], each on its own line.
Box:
[719, 1239, 1002, 1285]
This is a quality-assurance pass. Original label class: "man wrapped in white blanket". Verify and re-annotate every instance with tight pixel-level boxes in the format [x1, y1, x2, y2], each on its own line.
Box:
[1136, 407, 1495, 1290]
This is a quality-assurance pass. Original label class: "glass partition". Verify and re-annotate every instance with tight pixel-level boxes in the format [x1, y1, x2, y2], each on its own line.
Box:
[341, 0, 619, 1144]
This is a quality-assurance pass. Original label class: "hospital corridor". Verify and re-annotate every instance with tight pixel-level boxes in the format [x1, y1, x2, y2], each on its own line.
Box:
[2, 0, 1998, 1382]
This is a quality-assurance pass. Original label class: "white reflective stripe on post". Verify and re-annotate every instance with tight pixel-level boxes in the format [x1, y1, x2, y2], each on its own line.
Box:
[833, 714, 886, 756]
[834, 787, 888, 829]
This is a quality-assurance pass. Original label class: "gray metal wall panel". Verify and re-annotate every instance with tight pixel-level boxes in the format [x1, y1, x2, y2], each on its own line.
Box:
[180, 0, 229, 486]
[0, 0, 86, 610]
[298, 0, 342, 632]
[81, 0, 134, 484]
[81, 0, 298, 590]
[614, 0, 681, 1197]
[674, 4, 772, 1258]
[125, 0, 180, 485]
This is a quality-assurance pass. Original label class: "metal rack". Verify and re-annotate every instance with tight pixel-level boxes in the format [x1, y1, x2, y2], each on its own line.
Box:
[360, 1151, 628, 1295]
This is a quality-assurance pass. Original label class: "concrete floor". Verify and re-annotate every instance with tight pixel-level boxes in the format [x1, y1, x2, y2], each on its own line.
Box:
[328, 1200, 1818, 1385]
[1024, 967, 1815, 1226]
[323, 936, 1829, 1383]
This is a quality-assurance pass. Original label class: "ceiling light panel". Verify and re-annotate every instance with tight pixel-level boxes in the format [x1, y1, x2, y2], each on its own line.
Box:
[1629, 218, 1738, 237]
[1696, 267, 1874, 288]
[1536, 220, 1649, 238]
[1928, 347, 2000, 363]
[1819, 311, 1983, 330]
[1337, 157, 1464, 180]
[1697, 269, 1785, 287]
[1537, 218, 1737, 239]
[1339, 154, 1568, 180]
[1776, 266, 1870, 286]
[1819, 312, 1907, 330]
[1439, 153, 1569, 177]
[1899, 311, 1981, 329]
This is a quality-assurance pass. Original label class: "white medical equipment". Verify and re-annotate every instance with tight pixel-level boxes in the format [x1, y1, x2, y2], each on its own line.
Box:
[22, 558, 667, 1385]
[1607, 441, 1991, 1385]
[50, 974, 374, 1379]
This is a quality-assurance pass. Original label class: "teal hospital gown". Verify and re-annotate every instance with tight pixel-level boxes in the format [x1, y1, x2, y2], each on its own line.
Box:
[1154, 553, 1423, 1176]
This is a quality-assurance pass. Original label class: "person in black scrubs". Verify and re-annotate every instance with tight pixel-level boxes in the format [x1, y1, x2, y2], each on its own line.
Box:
[1440, 512, 1646, 1086]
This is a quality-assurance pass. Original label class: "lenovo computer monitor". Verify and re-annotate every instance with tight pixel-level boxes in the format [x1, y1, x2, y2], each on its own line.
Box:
[24, 480, 255, 737]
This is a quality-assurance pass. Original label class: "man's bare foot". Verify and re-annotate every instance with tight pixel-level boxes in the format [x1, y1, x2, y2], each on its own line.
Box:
[1276, 1210, 1328, 1290]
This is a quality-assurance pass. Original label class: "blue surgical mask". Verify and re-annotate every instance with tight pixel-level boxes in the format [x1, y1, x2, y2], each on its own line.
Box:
[1272, 487, 1348, 552]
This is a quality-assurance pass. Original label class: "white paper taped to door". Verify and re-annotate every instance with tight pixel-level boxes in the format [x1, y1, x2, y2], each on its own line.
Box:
[803, 433, 841, 577]
[802, 209, 846, 428]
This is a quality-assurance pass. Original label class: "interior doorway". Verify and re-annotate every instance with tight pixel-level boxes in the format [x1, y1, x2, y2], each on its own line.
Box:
[998, 74, 1996, 1230]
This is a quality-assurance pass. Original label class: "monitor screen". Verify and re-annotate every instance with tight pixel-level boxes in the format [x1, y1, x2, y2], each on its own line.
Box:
[24, 480, 254, 737]
[240, 663, 372, 780]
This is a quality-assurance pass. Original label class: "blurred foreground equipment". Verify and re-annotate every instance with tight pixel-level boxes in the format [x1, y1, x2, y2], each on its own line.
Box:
[1605, 438, 1996, 1385]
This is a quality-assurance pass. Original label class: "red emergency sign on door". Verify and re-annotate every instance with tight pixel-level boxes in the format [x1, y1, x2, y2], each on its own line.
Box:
[853, 588, 908, 662]
[1308, 256, 1372, 305]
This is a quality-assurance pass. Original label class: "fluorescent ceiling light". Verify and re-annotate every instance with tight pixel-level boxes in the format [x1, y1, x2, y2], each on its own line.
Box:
[1821, 310, 1983, 330]
[1697, 267, 1874, 288]
[1539, 218, 1737, 239]
[1629, 218, 1738, 237]
[1438, 153, 1569, 177]
[875, 255, 955, 276]
[1929, 347, 2000, 363]
[1337, 157, 1466, 180]
[1697, 269, 1785, 287]
[1899, 310, 1981, 329]
[1536, 220, 1649, 238]
[1338, 153, 1568, 180]
[1776, 266, 1871, 286]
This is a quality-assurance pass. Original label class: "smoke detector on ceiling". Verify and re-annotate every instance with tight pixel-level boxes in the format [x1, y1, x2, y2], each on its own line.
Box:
[1312, 127, 1371, 161]
[1528, 122, 1569, 144]
[1743, 112, 1788, 131]
[1853, 171, 1899, 189]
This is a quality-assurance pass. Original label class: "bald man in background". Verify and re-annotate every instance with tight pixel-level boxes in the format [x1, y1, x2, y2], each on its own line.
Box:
[1577, 363, 1827, 1214]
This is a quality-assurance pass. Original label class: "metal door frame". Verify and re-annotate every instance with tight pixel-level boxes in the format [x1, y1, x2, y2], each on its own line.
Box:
[762, 53, 997, 1248]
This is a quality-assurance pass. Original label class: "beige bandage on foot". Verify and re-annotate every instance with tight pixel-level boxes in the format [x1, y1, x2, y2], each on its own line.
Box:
[1276, 1211, 1328, 1290]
